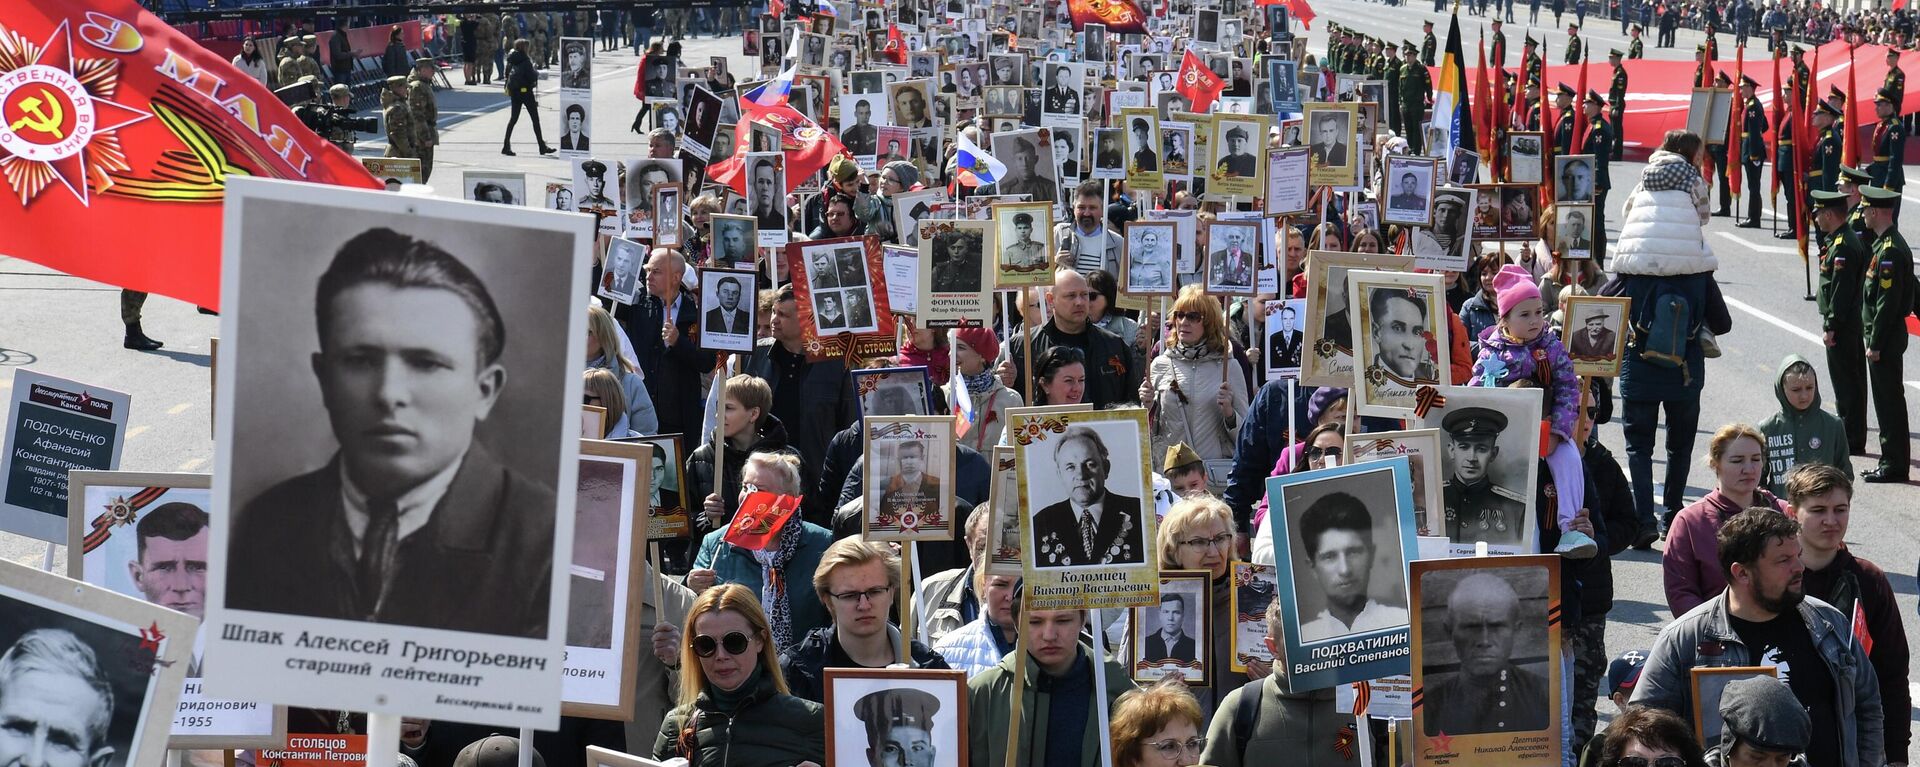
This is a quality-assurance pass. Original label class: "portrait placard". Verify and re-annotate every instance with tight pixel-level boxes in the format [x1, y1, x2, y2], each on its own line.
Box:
[1012, 407, 1158, 611]
[1504, 132, 1543, 184]
[360, 157, 421, 187]
[1263, 298, 1307, 379]
[1269, 458, 1418, 692]
[1410, 555, 1562, 766]
[1552, 203, 1596, 260]
[1345, 429, 1445, 537]
[893, 188, 950, 249]
[698, 268, 758, 352]
[1091, 127, 1126, 180]
[1, 369, 130, 542]
[558, 37, 593, 91]
[1298, 252, 1413, 388]
[822, 668, 968, 767]
[1686, 88, 1734, 145]
[0, 557, 199, 767]
[1160, 121, 1193, 180]
[557, 94, 592, 159]
[1411, 386, 1543, 557]
[1380, 155, 1438, 227]
[789, 235, 898, 362]
[1129, 570, 1211, 686]
[596, 237, 647, 305]
[464, 171, 528, 206]
[862, 416, 957, 542]
[709, 214, 759, 270]
[991, 201, 1055, 288]
[985, 445, 1023, 576]
[653, 185, 684, 247]
[1204, 219, 1261, 295]
[1229, 561, 1277, 674]
[988, 127, 1059, 205]
[564, 439, 650, 720]
[1122, 220, 1178, 297]
[1208, 114, 1270, 198]
[884, 244, 919, 318]
[66, 471, 285, 748]
[1412, 186, 1475, 272]
[1554, 298, 1628, 380]
[582, 405, 607, 439]
[1553, 155, 1597, 203]
[1447, 147, 1480, 186]
[207, 177, 587, 728]
[1120, 108, 1163, 189]
[852, 366, 934, 417]
[1303, 103, 1359, 188]
[918, 219, 992, 328]
[745, 152, 790, 247]
[1347, 270, 1449, 418]
[1497, 185, 1539, 241]
[1265, 147, 1311, 216]
[627, 434, 688, 540]
[1691, 667, 1779, 748]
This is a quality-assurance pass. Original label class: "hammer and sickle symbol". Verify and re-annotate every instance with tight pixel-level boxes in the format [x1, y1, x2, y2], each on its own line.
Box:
[9, 89, 66, 139]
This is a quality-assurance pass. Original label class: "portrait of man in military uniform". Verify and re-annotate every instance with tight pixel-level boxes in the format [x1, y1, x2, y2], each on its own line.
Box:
[995, 206, 1051, 275]
[839, 95, 882, 157]
[826, 679, 963, 767]
[1417, 566, 1554, 737]
[986, 131, 1058, 203]
[1437, 406, 1531, 548]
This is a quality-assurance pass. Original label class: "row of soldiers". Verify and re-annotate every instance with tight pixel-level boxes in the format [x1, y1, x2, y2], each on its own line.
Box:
[378, 58, 441, 181]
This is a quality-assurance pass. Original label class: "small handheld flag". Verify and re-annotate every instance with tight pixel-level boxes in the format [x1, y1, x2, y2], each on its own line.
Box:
[956, 131, 1008, 186]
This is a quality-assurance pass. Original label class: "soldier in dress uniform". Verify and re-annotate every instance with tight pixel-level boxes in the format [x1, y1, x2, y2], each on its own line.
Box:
[1564, 24, 1583, 64]
[1385, 42, 1403, 136]
[1627, 25, 1644, 59]
[1810, 190, 1870, 456]
[1883, 47, 1905, 109]
[1856, 186, 1912, 483]
[1870, 88, 1907, 192]
[1490, 20, 1507, 66]
[381, 76, 415, 160]
[1809, 100, 1843, 196]
[1735, 75, 1768, 228]
[407, 58, 439, 181]
[1607, 50, 1627, 160]
[1581, 90, 1615, 262]
[1441, 407, 1528, 547]
[1551, 83, 1576, 154]
[1422, 20, 1438, 66]
[1400, 42, 1432, 155]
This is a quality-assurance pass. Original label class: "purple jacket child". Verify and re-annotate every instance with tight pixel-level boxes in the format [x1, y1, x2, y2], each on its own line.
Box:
[1472, 324, 1581, 442]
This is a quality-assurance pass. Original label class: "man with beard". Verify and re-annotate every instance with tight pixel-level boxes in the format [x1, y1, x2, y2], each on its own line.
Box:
[1441, 408, 1527, 546]
[1296, 492, 1407, 642]
[1422, 573, 1550, 734]
[1632, 509, 1885, 767]
[1029, 426, 1146, 566]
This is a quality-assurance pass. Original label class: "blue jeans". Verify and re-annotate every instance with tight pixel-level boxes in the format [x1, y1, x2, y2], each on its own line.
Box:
[633, 26, 653, 54]
[1620, 395, 1702, 533]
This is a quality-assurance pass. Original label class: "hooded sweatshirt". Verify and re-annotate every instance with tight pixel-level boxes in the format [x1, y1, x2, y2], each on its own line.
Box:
[1756, 354, 1853, 498]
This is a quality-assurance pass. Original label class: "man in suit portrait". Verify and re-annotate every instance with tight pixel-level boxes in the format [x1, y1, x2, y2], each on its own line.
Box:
[1216, 125, 1257, 177]
[1031, 426, 1145, 567]
[1268, 304, 1304, 369]
[842, 99, 879, 156]
[878, 440, 941, 516]
[561, 103, 590, 151]
[1558, 210, 1592, 253]
[1389, 171, 1427, 212]
[1311, 113, 1349, 166]
[1209, 227, 1254, 289]
[715, 220, 752, 266]
[705, 276, 749, 334]
[1295, 491, 1408, 642]
[752, 160, 786, 232]
[1143, 592, 1197, 662]
[1130, 118, 1158, 171]
[227, 228, 556, 638]
[894, 86, 932, 128]
[1568, 310, 1616, 359]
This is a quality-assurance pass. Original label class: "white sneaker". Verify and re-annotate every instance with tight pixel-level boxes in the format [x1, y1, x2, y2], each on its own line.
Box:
[1555, 530, 1599, 559]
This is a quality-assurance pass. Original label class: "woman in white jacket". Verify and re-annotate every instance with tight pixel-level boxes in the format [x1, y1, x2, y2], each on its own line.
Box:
[1141, 284, 1250, 465]
[231, 38, 272, 85]
[1610, 130, 1718, 277]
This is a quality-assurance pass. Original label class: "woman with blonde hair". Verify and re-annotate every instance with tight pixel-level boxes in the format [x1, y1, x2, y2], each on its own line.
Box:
[587, 304, 658, 434]
[583, 368, 639, 438]
[1109, 676, 1208, 767]
[654, 584, 825, 767]
[1140, 285, 1249, 464]
[1138, 497, 1262, 706]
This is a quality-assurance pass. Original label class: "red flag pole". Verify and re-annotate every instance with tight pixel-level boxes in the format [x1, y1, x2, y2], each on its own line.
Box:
[1843, 44, 1860, 168]
[1573, 49, 1590, 154]
[1728, 42, 1744, 211]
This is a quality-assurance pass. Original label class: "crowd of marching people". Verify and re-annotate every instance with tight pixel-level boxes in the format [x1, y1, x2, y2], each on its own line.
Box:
[162, 0, 1920, 764]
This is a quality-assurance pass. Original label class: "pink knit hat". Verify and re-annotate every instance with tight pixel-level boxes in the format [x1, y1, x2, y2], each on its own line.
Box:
[1491, 264, 1543, 316]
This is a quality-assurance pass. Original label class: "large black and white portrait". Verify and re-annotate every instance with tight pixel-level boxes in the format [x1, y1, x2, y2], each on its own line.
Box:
[746, 152, 789, 246]
[1412, 386, 1543, 556]
[1553, 154, 1596, 203]
[1299, 251, 1412, 388]
[699, 269, 757, 352]
[1381, 156, 1437, 226]
[1274, 464, 1412, 644]
[1042, 62, 1085, 115]
[1349, 271, 1447, 417]
[983, 85, 1022, 117]
[1091, 128, 1126, 180]
[800, 242, 880, 335]
[1129, 571, 1209, 685]
[559, 38, 592, 90]
[597, 236, 646, 305]
[1554, 203, 1595, 260]
[1413, 558, 1558, 738]
[823, 669, 968, 767]
[624, 160, 683, 229]
[1123, 220, 1177, 296]
[464, 172, 526, 206]
[1266, 59, 1300, 111]
[1204, 220, 1259, 295]
[1305, 106, 1356, 187]
[863, 416, 956, 541]
[888, 79, 936, 128]
[951, 62, 987, 100]
[682, 86, 724, 155]
[1022, 420, 1149, 569]
[559, 100, 592, 153]
[925, 221, 985, 295]
[992, 202, 1053, 285]
[208, 178, 583, 725]
[709, 214, 757, 269]
[838, 93, 885, 158]
[1195, 9, 1221, 45]
[985, 129, 1059, 203]
[1411, 186, 1474, 272]
[989, 53, 1025, 86]
[0, 560, 199, 767]
[1563, 295, 1630, 377]
[1212, 118, 1262, 180]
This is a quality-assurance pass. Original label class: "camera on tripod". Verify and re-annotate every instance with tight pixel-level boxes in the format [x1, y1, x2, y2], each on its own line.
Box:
[277, 80, 378, 136]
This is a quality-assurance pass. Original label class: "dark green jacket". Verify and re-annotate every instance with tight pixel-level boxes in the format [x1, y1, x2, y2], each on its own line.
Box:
[653, 670, 826, 767]
[1197, 679, 1352, 767]
[1757, 353, 1853, 497]
[1817, 220, 1869, 332]
[966, 643, 1135, 767]
[1862, 228, 1915, 354]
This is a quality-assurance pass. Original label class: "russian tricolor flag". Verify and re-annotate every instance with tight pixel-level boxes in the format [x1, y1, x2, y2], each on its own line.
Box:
[744, 63, 798, 108]
[955, 131, 1008, 187]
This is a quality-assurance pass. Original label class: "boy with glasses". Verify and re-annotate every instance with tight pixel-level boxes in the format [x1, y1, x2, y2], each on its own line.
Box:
[778, 538, 950, 703]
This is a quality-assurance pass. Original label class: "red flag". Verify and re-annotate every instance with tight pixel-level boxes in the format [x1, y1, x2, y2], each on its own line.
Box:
[1573, 50, 1590, 156]
[1728, 43, 1744, 206]
[1851, 599, 1875, 656]
[1283, 0, 1317, 29]
[707, 96, 852, 195]
[0, 0, 379, 310]
[723, 491, 802, 550]
[1698, 41, 1714, 87]
[883, 23, 907, 65]
[1176, 49, 1226, 113]
[1795, 43, 1818, 254]
[1475, 29, 1493, 159]
[1843, 44, 1861, 168]
[1067, 0, 1150, 34]
[1770, 50, 1785, 198]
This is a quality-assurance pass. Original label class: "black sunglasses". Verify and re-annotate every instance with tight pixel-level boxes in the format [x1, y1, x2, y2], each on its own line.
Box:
[1308, 446, 1344, 460]
[692, 631, 752, 658]
[1612, 758, 1689, 767]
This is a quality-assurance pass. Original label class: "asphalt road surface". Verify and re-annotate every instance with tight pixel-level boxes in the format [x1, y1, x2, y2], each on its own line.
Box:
[0, 10, 1915, 746]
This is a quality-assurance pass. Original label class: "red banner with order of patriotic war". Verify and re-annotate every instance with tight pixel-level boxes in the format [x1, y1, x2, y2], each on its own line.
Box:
[0, 0, 379, 311]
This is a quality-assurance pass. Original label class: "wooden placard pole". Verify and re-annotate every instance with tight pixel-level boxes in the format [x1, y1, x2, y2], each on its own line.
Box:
[898, 544, 915, 665]
[1022, 297, 1035, 405]
[1089, 608, 1116, 767]
[1003, 602, 1027, 767]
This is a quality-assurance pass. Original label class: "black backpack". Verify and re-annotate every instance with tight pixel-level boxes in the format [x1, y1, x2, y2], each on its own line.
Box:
[1231, 679, 1265, 757]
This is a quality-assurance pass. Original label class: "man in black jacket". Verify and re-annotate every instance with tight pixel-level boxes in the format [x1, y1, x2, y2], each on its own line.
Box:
[779, 539, 949, 703]
[615, 249, 712, 437]
[995, 269, 1141, 408]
